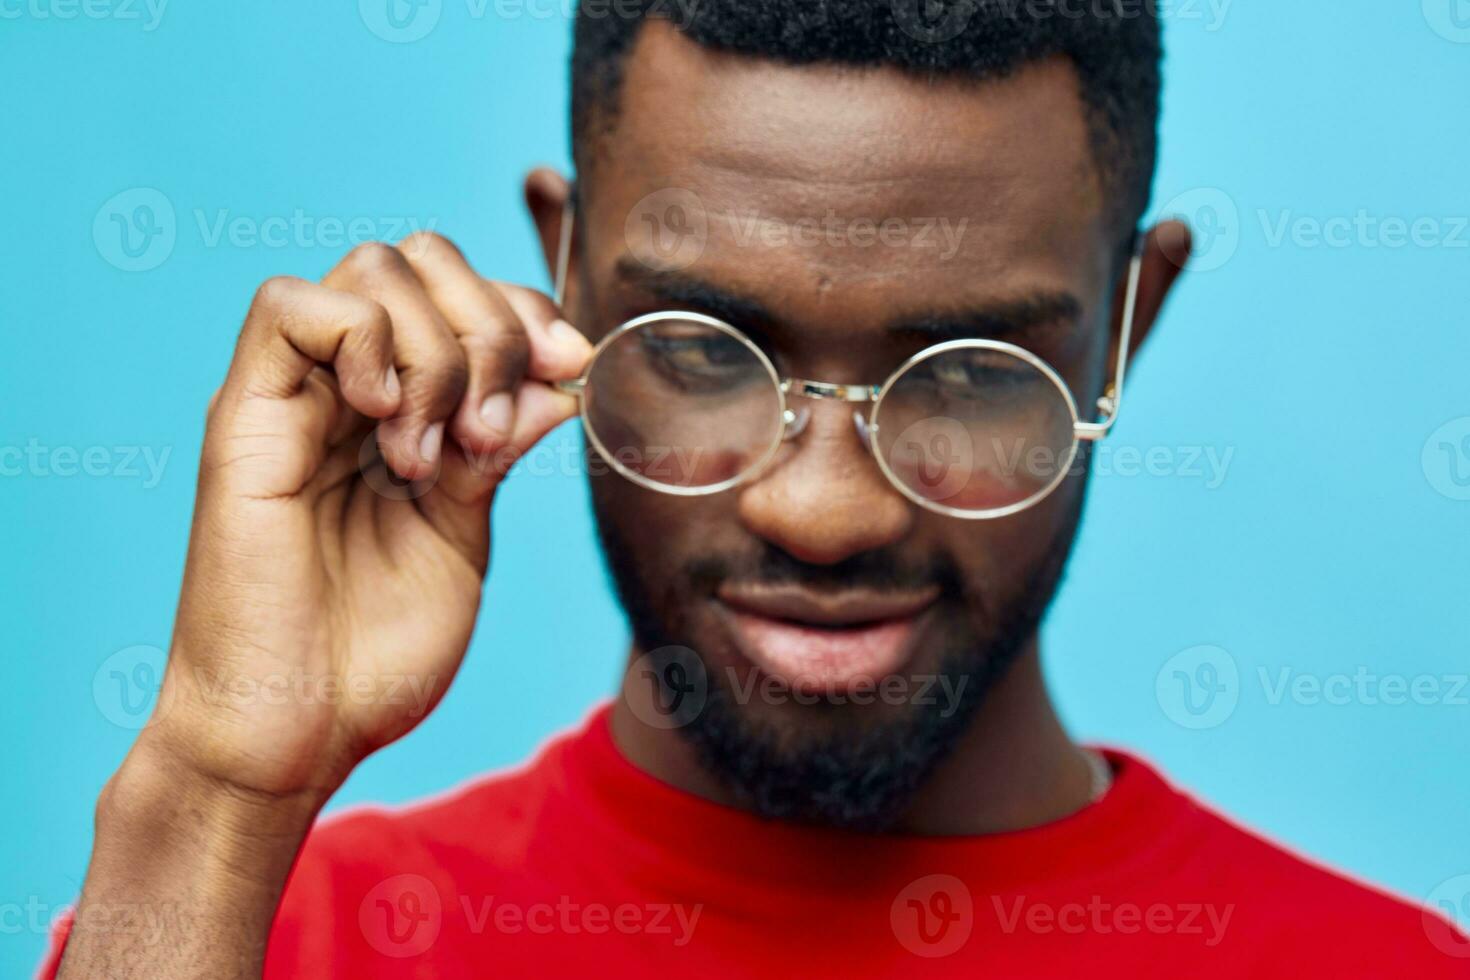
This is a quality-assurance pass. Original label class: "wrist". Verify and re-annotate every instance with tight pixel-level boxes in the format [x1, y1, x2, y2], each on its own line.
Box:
[97, 735, 328, 883]
[59, 731, 328, 978]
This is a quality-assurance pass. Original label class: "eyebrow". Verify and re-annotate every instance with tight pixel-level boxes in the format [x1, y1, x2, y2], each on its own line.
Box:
[614, 258, 778, 328]
[612, 258, 1082, 343]
[885, 293, 1083, 344]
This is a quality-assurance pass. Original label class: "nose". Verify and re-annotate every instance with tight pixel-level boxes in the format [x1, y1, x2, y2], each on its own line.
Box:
[737, 400, 913, 565]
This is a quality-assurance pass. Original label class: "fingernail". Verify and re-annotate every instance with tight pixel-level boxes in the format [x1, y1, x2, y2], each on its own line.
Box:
[479, 392, 515, 437]
[419, 421, 444, 463]
[549, 318, 589, 350]
[384, 364, 401, 400]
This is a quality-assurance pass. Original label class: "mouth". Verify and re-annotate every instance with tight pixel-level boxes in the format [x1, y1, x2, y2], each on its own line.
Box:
[714, 583, 940, 696]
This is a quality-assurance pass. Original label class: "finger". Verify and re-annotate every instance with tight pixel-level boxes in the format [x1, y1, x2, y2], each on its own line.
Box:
[424, 293, 586, 510]
[495, 281, 593, 382]
[508, 381, 581, 454]
[414, 374, 581, 570]
[325, 242, 467, 483]
[208, 277, 400, 499]
[397, 232, 530, 455]
[225, 276, 399, 416]
[425, 380, 580, 518]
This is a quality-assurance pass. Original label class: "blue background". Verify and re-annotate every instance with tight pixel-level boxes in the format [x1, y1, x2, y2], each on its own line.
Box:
[3, 2, 1468, 972]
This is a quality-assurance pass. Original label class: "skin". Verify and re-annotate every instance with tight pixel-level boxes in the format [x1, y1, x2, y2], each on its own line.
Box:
[58, 22, 1187, 979]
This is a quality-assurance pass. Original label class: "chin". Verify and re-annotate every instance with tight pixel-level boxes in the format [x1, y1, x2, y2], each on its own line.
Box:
[641, 604, 1010, 830]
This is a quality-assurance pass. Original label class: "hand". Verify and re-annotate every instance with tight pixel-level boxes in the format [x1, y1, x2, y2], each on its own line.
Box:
[142, 233, 590, 802]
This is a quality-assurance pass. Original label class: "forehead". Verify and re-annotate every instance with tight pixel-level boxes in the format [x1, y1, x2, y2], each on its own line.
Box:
[580, 22, 1112, 325]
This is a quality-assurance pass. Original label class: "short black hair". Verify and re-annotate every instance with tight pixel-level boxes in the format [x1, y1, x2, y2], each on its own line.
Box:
[571, 0, 1162, 240]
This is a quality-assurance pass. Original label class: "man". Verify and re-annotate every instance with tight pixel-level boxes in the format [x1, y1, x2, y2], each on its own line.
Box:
[47, 2, 1466, 977]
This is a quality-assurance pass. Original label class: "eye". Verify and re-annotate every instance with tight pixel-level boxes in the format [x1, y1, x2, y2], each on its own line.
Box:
[636, 324, 764, 392]
[915, 349, 1032, 399]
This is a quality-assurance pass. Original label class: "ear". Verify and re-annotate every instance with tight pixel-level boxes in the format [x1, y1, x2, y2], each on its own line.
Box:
[1115, 219, 1191, 359]
[524, 167, 575, 303]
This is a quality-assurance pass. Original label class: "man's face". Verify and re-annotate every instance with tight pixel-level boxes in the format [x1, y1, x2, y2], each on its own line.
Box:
[557, 25, 1126, 826]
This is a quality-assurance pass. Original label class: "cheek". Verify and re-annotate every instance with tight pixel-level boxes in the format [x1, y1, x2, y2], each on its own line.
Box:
[588, 468, 740, 583]
[932, 466, 1087, 607]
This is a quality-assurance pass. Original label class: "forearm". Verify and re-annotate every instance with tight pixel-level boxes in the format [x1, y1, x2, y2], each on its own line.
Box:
[56, 741, 326, 980]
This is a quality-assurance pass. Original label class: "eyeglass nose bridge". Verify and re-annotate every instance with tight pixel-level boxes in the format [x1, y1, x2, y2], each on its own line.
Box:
[778, 378, 883, 448]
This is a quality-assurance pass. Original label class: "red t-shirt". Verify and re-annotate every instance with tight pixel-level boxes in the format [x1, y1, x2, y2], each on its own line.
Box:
[41, 706, 1469, 977]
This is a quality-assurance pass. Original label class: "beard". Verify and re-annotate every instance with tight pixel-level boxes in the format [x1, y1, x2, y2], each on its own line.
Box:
[592, 479, 1087, 832]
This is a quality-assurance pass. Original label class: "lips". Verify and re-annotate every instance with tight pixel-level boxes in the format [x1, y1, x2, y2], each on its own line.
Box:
[715, 583, 939, 695]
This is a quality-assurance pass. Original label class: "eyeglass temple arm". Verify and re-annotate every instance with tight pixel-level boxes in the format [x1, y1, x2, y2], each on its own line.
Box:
[553, 194, 575, 308]
[1074, 235, 1145, 442]
[552, 195, 584, 395]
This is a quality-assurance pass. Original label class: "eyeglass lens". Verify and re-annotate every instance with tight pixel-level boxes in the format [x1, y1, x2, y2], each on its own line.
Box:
[583, 317, 784, 489]
[871, 346, 1077, 513]
[581, 318, 1078, 513]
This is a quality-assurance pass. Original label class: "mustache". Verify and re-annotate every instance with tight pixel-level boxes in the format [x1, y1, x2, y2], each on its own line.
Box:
[685, 543, 961, 597]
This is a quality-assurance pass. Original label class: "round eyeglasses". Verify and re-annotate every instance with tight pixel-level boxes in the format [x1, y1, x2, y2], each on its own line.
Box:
[552, 210, 1144, 519]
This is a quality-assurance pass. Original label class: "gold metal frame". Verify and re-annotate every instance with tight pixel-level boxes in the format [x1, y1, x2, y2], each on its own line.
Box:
[552, 203, 1145, 518]
[557, 312, 788, 497]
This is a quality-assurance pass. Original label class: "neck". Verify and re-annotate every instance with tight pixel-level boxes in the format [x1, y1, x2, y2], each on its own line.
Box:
[609, 637, 1100, 836]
